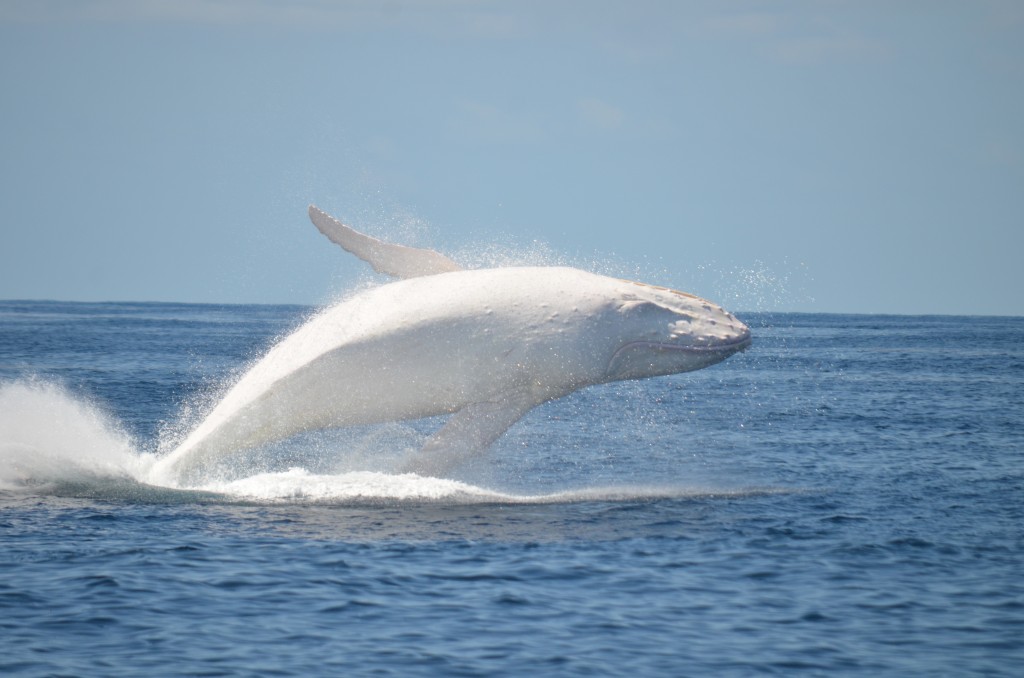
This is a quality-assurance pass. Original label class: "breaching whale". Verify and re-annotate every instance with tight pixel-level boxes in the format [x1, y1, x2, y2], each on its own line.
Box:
[149, 206, 751, 485]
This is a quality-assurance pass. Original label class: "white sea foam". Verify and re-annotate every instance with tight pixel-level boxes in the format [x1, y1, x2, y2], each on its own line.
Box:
[196, 467, 749, 505]
[202, 468, 511, 503]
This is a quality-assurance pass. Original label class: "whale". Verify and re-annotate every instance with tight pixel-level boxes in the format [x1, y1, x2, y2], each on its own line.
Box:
[149, 206, 751, 485]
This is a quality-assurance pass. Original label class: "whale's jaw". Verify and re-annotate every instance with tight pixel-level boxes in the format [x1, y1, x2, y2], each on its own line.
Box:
[606, 327, 751, 382]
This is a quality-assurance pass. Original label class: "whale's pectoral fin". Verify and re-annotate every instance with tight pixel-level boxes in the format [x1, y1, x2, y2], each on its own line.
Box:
[400, 395, 540, 477]
[308, 205, 463, 279]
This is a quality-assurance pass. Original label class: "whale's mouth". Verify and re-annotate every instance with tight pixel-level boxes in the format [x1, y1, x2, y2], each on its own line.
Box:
[606, 332, 752, 380]
[615, 332, 752, 357]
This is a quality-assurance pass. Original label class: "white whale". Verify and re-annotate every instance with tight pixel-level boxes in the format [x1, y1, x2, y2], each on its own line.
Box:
[149, 206, 751, 485]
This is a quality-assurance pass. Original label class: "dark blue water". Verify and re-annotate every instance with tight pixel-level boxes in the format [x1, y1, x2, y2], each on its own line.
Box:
[1, 300, 1022, 676]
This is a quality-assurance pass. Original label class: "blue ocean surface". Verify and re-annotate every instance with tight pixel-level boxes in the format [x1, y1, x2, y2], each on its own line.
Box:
[1, 300, 1022, 676]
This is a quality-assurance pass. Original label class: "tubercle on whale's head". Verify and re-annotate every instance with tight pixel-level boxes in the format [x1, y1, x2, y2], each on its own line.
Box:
[603, 279, 751, 381]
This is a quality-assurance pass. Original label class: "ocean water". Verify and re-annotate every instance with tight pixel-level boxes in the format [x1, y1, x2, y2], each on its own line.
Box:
[1, 299, 1021, 676]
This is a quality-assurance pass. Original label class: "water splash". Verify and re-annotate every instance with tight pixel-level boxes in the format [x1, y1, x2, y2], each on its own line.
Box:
[0, 378, 764, 505]
[696, 257, 815, 315]
[0, 379, 147, 491]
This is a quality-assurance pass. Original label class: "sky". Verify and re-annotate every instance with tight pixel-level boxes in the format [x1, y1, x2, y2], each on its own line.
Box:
[1, 0, 1021, 315]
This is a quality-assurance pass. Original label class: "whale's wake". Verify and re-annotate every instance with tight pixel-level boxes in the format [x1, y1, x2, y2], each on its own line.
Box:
[0, 379, 757, 505]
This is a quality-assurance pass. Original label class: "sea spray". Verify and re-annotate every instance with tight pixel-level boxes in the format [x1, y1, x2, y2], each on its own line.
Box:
[0, 378, 146, 490]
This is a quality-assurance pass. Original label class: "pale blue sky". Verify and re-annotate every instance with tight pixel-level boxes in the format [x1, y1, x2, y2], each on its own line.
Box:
[1, 1, 1021, 315]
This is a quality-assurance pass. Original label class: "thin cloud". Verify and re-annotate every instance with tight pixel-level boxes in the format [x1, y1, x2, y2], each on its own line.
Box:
[577, 98, 625, 132]
[697, 4, 890, 65]
[701, 12, 780, 38]
[0, 0, 502, 33]
[451, 100, 543, 145]
[773, 34, 889, 64]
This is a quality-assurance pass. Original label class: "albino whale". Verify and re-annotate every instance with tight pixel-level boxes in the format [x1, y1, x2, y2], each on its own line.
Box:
[150, 206, 751, 485]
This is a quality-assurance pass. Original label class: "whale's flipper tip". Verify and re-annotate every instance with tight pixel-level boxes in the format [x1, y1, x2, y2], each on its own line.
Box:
[308, 204, 462, 279]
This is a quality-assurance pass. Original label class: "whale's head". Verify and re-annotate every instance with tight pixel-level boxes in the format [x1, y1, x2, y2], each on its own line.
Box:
[602, 280, 751, 382]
